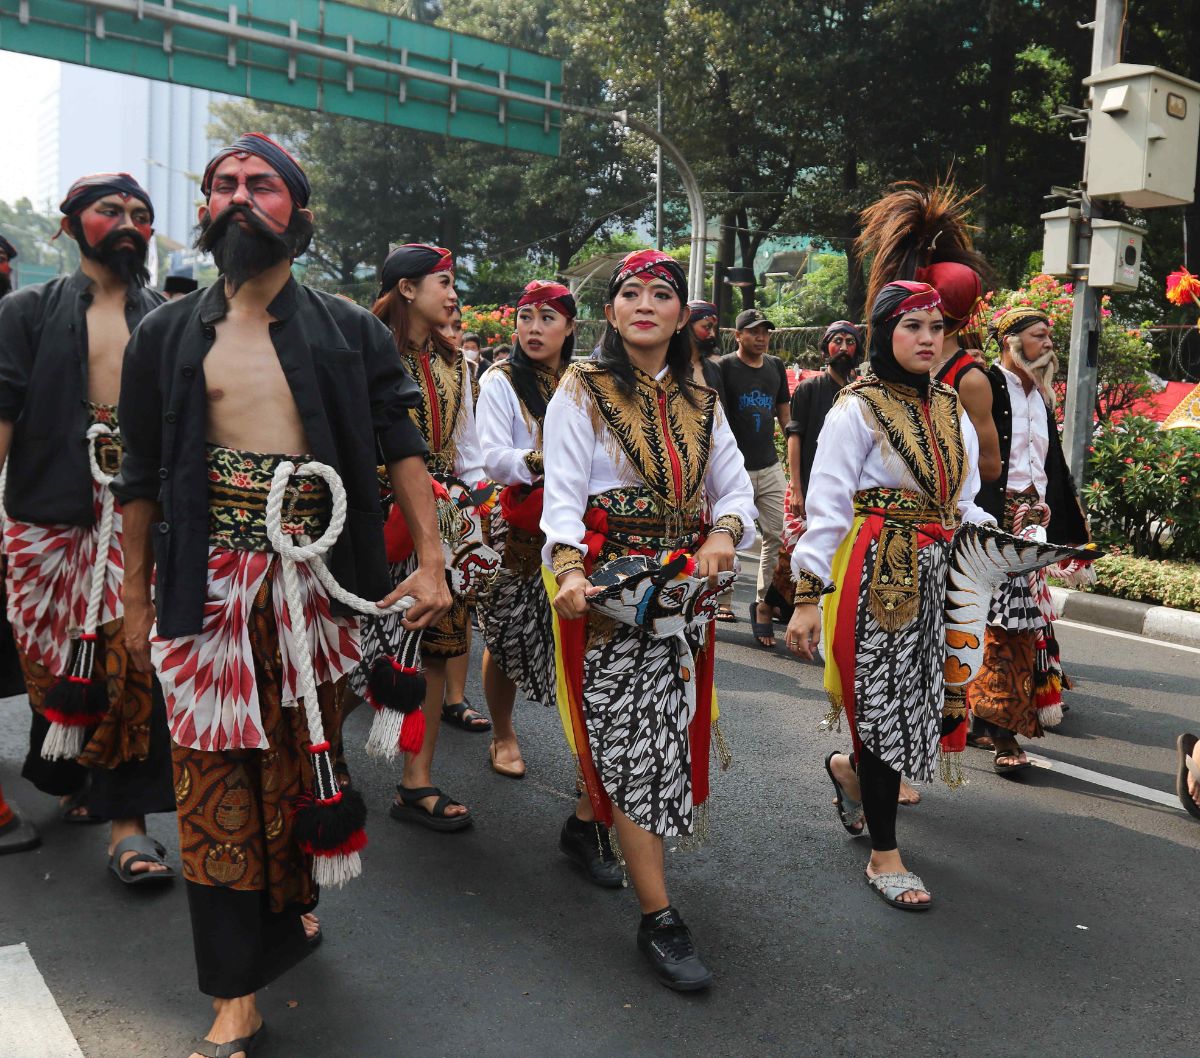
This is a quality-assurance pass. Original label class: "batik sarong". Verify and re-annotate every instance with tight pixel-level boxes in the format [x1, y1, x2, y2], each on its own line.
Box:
[152, 445, 359, 753]
[476, 486, 555, 707]
[822, 488, 958, 784]
[551, 487, 721, 839]
[5, 405, 156, 770]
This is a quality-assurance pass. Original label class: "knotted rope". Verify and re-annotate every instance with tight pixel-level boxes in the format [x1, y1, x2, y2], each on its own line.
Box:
[41, 423, 118, 760]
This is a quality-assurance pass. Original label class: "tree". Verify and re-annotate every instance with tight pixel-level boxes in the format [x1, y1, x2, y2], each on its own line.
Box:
[0, 198, 79, 279]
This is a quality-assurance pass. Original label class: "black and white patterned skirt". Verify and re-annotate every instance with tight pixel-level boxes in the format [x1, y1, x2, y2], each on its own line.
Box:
[852, 536, 951, 784]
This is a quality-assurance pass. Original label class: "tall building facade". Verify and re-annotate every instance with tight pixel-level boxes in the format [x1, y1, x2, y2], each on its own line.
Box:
[35, 64, 222, 250]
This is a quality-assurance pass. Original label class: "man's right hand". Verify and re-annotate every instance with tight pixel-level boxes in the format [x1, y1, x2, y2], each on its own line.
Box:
[384, 561, 452, 631]
[788, 488, 806, 518]
[553, 571, 598, 621]
[123, 596, 156, 674]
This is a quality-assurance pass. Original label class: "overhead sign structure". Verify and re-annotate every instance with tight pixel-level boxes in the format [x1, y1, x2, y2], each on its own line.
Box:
[0, 0, 563, 155]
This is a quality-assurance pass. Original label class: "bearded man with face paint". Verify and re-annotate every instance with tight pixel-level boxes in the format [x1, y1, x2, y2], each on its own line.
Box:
[966, 307, 1090, 772]
[114, 134, 450, 1058]
[0, 174, 176, 877]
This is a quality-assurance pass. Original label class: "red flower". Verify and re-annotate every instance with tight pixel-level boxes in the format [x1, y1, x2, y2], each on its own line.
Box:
[1122, 457, 1134, 464]
[1182, 476, 1191, 484]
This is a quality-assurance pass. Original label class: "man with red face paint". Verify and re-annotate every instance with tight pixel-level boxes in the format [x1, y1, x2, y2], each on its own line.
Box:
[0, 174, 176, 876]
[0, 234, 16, 299]
[115, 133, 448, 1058]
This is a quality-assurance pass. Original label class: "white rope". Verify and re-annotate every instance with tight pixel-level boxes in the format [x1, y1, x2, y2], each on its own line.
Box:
[83, 424, 117, 637]
[264, 460, 413, 748]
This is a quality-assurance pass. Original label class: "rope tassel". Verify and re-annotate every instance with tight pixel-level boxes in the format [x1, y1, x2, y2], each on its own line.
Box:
[365, 626, 427, 760]
[265, 460, 415, 887]
[42, 424, 116, 761]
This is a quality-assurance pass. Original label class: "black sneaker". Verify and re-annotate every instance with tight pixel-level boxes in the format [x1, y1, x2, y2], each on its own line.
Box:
[636, 907, 713, 992]
[559, 814, 624, 889]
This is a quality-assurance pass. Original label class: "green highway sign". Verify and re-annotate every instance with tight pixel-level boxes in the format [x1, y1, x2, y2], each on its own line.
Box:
[0, 0, 563, 155]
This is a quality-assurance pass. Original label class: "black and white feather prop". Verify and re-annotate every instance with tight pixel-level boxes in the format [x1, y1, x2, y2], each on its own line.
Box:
[589, 555, 738, 639]
[943, 522, 1100, 687]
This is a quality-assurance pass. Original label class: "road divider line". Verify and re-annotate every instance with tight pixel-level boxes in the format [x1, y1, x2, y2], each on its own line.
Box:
[0, 943, 86, 1058]
[1052, 618, 1200, 655]
[1024, 752, 1182, 810]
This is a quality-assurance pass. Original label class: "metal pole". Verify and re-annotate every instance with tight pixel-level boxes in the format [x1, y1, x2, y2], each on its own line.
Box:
[655, 80, 664, 251]
[1062, 0, 1123, 488]
[61, 0, 710, 297]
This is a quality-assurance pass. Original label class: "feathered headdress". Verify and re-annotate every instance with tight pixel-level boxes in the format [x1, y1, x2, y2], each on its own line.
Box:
[856, 181, 991, 332]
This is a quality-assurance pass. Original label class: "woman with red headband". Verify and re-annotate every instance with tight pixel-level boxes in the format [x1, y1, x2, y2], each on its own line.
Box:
[475, 282, 574, 778]
[786, 281, 994, 912]
[541, 249, 755, 991]
[366, 243, 487, 831]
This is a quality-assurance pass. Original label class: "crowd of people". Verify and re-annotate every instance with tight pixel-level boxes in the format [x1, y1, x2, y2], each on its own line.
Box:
[0, 136, 1132, 1057]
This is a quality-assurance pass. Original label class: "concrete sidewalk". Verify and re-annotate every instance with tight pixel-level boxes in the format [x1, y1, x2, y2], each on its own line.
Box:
[1049, 585, 1200, 648]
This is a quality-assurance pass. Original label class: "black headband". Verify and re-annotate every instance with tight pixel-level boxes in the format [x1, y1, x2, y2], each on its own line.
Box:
[378, 244, 455, 298]
[201, 133, 310, 208]
[59, 173, 154, 222]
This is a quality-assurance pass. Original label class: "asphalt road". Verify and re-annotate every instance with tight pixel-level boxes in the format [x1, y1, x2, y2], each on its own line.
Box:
[1, 566, 1197, 1058]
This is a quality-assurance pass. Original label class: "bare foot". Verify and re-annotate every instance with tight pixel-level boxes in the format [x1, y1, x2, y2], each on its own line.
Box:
[108, 818, 170, 875]
[866, 850, 931, 906]
[301, 912, 320, 941]
[898, 780, 921, 806]
[189, 995, 262, 1058]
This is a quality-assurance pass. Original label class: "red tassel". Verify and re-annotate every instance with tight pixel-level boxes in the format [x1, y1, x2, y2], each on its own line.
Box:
[399, 709, 426, 754]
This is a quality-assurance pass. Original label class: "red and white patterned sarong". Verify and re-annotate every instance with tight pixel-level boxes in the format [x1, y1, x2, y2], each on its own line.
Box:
[152, 547, 361, 752]
[3, 482, 123, 675]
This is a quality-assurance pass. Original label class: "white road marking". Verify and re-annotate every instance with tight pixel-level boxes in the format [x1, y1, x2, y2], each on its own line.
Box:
[1038, 618, 1200, 655]
[1024, 751, 1182, 810]
[0, 943, 86, 1058]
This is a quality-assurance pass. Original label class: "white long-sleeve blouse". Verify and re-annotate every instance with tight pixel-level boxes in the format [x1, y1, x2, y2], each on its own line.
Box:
[540, 366, 758, 567]
[476, 367, 538, 487]
[790, 391, 995, 588]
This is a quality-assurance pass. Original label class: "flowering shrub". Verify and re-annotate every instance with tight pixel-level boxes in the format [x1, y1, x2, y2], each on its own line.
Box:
[460, 304, 515, 346]
[1082, 415, 1200, 560]
[972, 273, 1152, 422]
[1087, 554, 1200, 612]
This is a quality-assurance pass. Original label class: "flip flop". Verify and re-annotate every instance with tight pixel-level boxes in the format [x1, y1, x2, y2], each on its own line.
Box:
[108, 834, 176, 885]
[864, 870, 932, 912]
[748, 604, 775, 649]
[992, 742, 1032, 776]
[714, 605, 738, 624]
[390, 785, 473, 832]
[192, 1022, 265, 1057]
[61, 790, 103, 825]
[823, 752, 865, 836]
[1175, 733, 1200, 821]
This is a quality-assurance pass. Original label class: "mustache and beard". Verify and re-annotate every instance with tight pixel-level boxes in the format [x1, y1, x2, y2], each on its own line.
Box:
[195, 204, 313, 292]
[1006, 335, 1059, 410]
[74, 221, 150, 288]
[829, 352, 857, 377]
[696, 334, 721, 358]
[0, 271, 11, 299]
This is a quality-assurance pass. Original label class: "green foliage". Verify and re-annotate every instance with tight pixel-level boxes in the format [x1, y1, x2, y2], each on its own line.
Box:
[764, 255, 850, 329]
[1082, 417, 1200, 560]
[0, 198, 80, 279]
[1085, 553, 1200, 612]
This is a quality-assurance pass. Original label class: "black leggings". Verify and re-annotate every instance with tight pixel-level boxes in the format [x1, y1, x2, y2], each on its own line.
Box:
[851, 747, 900, 853]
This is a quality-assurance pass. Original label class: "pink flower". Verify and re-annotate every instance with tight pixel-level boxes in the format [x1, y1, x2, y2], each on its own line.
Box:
[1122, 457, 1134, 464]
[1182, 476, 1191, 484]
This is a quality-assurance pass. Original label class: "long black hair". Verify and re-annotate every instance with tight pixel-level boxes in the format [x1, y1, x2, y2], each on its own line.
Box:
[509, 329, 575, 422]
[599, 251, 699, 406]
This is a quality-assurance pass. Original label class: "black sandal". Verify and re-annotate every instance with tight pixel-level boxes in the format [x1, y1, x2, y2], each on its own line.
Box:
[390, 785, 473, 832]
[992, 739, 1032, 775]
[192, 1022, 265, 1057]
[823, 752, 865, 836]
[441, 700, 492, 732]
[61, 790, 103, 825]
[714, 605, 737, 624]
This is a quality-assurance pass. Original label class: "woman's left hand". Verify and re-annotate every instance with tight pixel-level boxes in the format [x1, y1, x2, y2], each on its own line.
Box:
[694, 531, 736, 585]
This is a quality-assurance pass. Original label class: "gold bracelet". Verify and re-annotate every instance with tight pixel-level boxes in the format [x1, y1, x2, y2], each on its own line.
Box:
[710, 514, 744, 543]
[524, 450, 544, 476]
[793, 569, 825, 607]
[551, 543, 586, 581]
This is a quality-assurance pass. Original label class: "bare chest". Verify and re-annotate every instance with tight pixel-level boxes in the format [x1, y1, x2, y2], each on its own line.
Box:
[84, 297, 131, 404]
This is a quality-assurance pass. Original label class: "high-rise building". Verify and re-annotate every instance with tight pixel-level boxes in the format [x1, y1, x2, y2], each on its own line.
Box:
[35, 64, 222, 251]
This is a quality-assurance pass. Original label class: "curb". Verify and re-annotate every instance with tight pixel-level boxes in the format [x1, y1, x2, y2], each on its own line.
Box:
[1049, 586, 1200, 648]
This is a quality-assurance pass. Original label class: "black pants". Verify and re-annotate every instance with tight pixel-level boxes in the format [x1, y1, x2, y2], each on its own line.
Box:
[20, 684, 176, 820]
[972, 716, 1016, 740]
[853, 746, 900, 853]
[186, 883, 312, 998]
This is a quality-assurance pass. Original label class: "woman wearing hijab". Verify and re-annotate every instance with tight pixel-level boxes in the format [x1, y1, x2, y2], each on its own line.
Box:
[541, 249, 755, 990]
[785, 281, 994, 911]
[475, 281, 576, 780]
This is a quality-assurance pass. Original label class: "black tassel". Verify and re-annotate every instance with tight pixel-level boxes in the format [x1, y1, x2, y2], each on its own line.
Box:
[366, 655, 426, 715]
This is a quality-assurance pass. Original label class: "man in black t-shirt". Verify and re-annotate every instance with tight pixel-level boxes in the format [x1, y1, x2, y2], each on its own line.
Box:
[718, 308, 791, 647]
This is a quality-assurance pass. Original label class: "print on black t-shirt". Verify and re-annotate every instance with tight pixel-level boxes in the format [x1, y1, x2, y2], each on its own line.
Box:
[718, 352, 790, 471]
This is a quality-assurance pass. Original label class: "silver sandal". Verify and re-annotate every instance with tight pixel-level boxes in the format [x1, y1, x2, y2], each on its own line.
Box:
[864, 870, 932, 912]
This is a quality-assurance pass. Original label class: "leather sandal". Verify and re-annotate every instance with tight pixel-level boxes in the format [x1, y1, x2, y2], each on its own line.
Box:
[108, 834, 175, 885]
[390, 784, 472, 832]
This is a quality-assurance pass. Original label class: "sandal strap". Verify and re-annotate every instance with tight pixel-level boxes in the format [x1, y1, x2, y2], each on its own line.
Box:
[111, 834, 167, 861]
[396, 784, 440, 803]
[869, 871, 927, 895]
[194, 1035, 256, 1058]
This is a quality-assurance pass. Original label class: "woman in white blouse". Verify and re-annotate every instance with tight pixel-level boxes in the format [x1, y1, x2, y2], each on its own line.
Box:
[786, 281, 994, 913]
[540, 249, 755, 992]
[475, 281, 576, 782]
